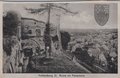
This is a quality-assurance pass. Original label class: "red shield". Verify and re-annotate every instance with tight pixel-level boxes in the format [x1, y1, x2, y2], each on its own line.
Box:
[94, 4, 109, 26]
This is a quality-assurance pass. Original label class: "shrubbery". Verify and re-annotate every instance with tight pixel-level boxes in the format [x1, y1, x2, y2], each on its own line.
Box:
[60, 31, 71, 50]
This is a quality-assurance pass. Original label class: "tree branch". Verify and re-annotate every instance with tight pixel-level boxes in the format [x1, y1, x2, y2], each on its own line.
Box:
[51, 4, 78, 15]
[25, 7, 48, 14]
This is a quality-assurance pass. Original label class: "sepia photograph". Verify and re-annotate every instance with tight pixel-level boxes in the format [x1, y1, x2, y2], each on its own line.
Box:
[3, 0, 120, 2]
[3, 2, 118, 74]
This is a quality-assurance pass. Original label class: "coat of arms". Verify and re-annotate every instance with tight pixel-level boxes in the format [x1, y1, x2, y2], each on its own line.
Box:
[94, 4, 109, 26]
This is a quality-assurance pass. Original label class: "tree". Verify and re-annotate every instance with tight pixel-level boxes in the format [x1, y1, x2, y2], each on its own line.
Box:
[60, 31, 71, 50]
[3, 11, 21, 55]
[3, 11, 21, 36]
[25, 3, 77, 52]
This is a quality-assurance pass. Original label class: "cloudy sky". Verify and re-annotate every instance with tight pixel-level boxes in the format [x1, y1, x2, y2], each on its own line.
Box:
[3, 3, 117, 29]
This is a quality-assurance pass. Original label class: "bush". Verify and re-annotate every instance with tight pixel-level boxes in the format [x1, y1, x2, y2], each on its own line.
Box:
[3, 11, 21, 36]
[60, 31, 71, 50]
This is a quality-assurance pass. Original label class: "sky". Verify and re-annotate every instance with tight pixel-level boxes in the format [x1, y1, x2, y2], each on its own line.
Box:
[3, 3, 117, 29]
[4, 0, 120, 1]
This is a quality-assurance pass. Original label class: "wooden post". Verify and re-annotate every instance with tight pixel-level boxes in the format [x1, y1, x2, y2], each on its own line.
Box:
[44, 3, 52, 58]
[57, 15, 62, 51]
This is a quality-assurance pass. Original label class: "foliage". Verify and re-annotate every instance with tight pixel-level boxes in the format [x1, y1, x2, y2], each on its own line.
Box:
[60, 31, 71, 50]
[3, 11, 21, 36]
[43, 23, 51, 46]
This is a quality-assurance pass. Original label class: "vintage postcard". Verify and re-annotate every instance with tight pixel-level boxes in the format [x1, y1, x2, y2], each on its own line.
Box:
[1, 1, 120, 78]
[3, 0, 120, 2]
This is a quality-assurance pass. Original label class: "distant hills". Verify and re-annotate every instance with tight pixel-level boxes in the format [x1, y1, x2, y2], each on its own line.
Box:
[60, 28, 117, 33]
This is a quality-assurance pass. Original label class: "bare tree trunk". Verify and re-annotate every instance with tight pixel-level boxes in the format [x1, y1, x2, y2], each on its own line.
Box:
[57, 15, 62, 51]
[47, 3, 50, 25]
[45, 3, 52, 58]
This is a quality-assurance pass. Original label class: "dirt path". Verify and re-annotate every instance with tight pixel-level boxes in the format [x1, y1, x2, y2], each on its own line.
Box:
[28, 51, 91, 73]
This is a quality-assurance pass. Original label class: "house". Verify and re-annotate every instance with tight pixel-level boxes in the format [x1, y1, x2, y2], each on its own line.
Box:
[21, 17, 46, 39]
[21, 17, 58, 55]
